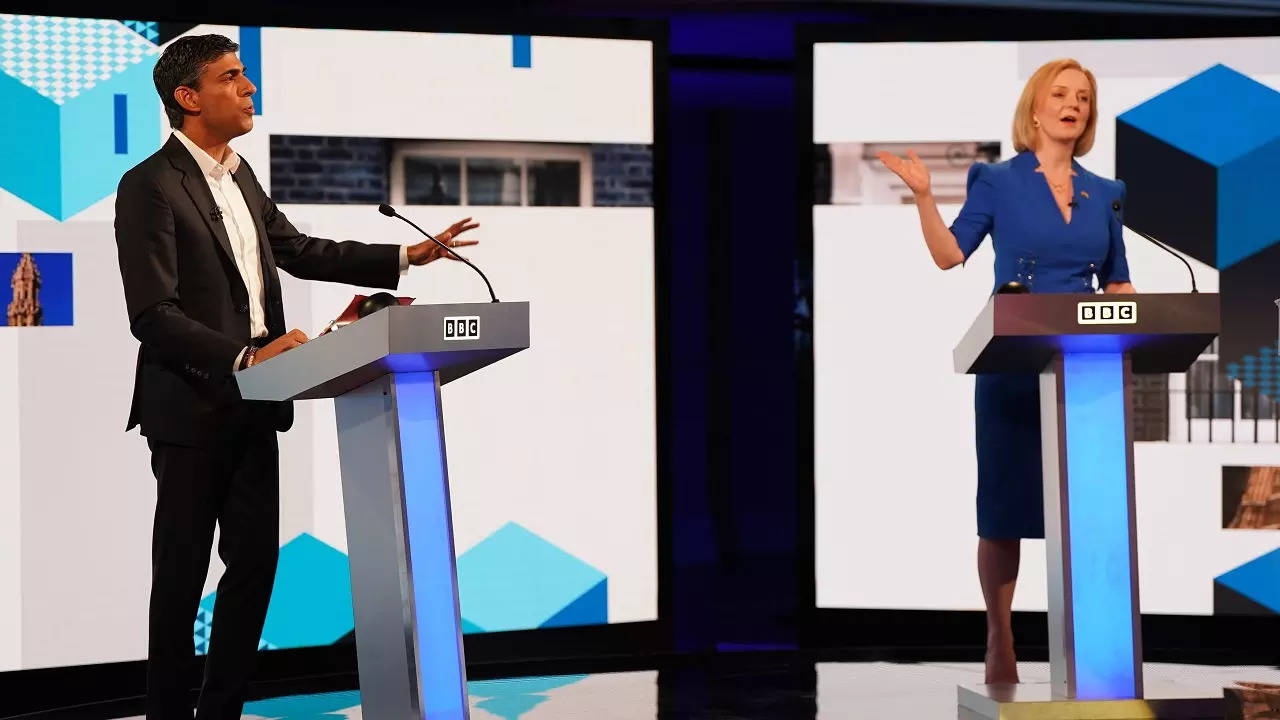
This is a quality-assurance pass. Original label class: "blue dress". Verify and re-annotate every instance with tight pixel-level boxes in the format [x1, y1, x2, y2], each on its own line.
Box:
[950, 151, 1130, 539]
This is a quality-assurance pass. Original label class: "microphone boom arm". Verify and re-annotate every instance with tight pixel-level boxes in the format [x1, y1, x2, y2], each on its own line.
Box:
[1112, 200, 1198, 294]
[1124, 224, 1199, 294]
[380, 205, 499, 303]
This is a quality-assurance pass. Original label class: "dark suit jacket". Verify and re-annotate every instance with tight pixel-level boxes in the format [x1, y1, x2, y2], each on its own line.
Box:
[115, 134, 401, 447]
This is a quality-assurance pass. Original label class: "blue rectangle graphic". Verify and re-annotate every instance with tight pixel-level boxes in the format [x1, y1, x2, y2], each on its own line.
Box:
[1062, 352, 1137, 699]
[113, 94, 128, 154]
[1, 252, 73, 326]
[240, 26, 263, 114]
[513, 35, 531, 68]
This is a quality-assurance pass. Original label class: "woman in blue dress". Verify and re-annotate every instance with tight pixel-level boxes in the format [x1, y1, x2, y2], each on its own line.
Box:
[878, 58, 1136, 684]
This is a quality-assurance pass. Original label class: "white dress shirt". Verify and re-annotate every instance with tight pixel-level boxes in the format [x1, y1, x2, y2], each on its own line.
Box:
[172, 131, 409, 370]
[174, 130, 268, 344]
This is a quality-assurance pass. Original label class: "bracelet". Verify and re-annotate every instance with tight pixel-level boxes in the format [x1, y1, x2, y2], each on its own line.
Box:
[242, 347, 258, 370]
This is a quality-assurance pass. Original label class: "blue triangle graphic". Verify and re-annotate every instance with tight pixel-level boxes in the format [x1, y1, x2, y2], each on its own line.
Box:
[1216, 547, 1280, 614]
[539, 578, 607, 629]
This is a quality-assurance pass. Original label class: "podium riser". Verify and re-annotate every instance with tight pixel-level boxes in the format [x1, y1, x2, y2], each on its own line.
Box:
[1040, 353, 1143, 701]
[335, 372, 469, 720]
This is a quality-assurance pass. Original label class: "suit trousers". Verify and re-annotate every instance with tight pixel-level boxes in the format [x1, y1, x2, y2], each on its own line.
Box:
[145, 427, 279, 720]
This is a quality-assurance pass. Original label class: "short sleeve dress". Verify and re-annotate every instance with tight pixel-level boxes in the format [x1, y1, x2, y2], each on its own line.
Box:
[949, 151, 1130, 539]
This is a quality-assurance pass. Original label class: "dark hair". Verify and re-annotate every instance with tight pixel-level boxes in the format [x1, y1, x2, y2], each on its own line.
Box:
[153, 34, 239, 129]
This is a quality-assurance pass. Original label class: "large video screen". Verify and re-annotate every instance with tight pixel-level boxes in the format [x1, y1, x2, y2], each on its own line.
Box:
[813, 37, 1280, 616]
[0, 16, 658, 670]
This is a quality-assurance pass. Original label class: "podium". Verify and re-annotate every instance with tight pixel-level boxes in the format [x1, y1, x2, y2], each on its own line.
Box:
[237, 302, 530, 720]
[953, 293, 1219, 719]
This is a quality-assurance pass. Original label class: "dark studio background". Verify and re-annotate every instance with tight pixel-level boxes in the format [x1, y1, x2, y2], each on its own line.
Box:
[2, 0, 1280, 716]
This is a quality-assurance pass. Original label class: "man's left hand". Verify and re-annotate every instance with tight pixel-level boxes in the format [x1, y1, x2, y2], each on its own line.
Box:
[407, 217, 480, 265]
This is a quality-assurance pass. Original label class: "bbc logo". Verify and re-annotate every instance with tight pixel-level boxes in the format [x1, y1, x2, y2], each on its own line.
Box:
[1077, 301, 1137, 325]
[443, 315, 480, 340]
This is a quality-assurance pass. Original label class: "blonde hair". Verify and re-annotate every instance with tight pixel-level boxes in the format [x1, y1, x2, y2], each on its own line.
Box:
[1012, 58, 1098, 157]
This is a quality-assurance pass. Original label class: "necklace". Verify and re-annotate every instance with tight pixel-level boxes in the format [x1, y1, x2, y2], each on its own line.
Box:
[1047, 177, 1073, 200]
[1037, 164, 1074, 192]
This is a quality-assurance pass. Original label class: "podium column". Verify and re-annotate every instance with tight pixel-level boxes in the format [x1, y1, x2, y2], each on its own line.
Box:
[1039, 352, 1142, 700]
[334, 371, 469, 720]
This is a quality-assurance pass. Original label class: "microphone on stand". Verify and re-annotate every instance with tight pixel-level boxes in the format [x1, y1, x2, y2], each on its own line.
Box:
[1112, 200, 1198, 294]
[377, 203, 499, 303]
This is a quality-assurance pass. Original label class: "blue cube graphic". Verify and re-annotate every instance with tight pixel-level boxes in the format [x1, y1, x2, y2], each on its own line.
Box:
[1116, 64, 1280, 271]
[1117, 64, 1280, 383]
[0, 15, 160, 220]
[457, 523, 607, 633]
[197, 533, 354, 652]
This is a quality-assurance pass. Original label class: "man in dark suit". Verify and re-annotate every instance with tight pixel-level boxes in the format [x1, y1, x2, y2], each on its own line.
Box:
[114, 34, 478, 719]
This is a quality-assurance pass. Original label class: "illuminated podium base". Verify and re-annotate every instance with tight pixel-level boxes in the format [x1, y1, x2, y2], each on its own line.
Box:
[953, 293, 1219, 719]
[958, 683, 1222, 720]
[237, 303, 530, 720]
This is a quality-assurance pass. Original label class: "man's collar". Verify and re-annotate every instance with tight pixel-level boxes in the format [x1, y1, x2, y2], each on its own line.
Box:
[172, 129, 241, 178]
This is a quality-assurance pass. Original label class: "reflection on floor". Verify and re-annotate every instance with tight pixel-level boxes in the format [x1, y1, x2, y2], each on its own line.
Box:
[109, 672, 657, 720]
[107, 661, 1280, 719]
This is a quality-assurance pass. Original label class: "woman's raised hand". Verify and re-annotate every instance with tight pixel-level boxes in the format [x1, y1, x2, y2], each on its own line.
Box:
[876, 149, 932, 198]
[876, 149, 963, 269]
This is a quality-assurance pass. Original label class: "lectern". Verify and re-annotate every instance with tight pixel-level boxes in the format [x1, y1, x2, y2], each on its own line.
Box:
[236, 302, 530, 720]
[953, 293, 1219, 720]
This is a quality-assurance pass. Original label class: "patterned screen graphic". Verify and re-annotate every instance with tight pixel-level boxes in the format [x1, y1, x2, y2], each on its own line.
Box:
[813, 37, 1280, 617]
[1116, 64, 1280, 404]
[0, 15, 160, 219]
[0, 16, 657, 671]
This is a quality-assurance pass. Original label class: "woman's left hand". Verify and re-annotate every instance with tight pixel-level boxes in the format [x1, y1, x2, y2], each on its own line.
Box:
[1103, 281, 1136, 294]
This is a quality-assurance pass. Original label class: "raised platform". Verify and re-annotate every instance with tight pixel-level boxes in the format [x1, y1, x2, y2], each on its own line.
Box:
[958, 682, 1222, 720]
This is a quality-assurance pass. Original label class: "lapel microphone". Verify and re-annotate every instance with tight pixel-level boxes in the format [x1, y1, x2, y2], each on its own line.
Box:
[210, 206, 223, 222]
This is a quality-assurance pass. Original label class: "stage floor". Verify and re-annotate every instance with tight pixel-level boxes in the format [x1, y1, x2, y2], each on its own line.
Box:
[99, 661, 1280, 719]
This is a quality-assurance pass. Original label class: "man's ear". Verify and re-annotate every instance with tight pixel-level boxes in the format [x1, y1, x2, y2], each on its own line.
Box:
[174, 86, 200, 116]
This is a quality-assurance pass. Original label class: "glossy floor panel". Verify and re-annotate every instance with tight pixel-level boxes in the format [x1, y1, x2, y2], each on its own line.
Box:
[100, 661, 1280, 719]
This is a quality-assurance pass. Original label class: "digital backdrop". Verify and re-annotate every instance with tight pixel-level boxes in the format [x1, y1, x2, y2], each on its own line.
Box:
[0, 15, 658, 671]
[812, 36, 1280, 617]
